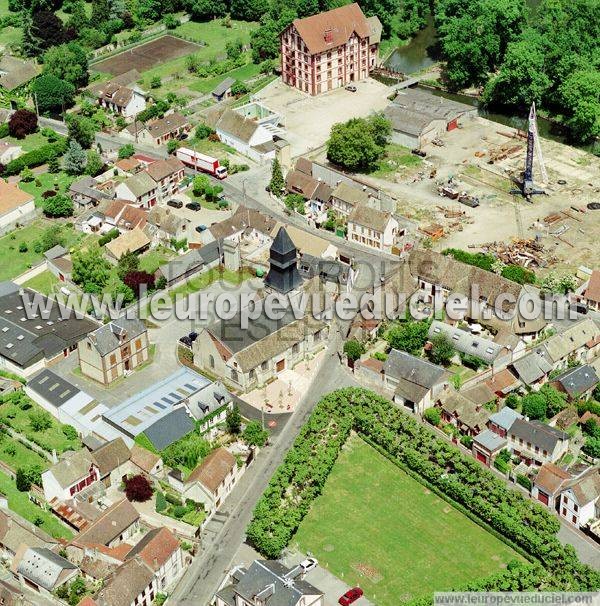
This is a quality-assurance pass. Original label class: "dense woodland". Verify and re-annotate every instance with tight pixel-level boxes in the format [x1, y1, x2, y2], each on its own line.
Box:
[1, 0, 598, 142]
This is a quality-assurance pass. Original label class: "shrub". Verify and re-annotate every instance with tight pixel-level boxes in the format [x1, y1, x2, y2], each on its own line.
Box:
[18, 242, 28, 253]
[343, 339, 364, 362]
[124, 474, 153, 502]
[118, 144, 135, 159]
[516, 474, 532, 491]
[172, 505, 187, 519]
[165, 492, 182, 506]
[62, 425, 78, 440]
[29, 410, 52, 431]
[4, 139, 67, 176]
[423, 407, 441, 426]
[195, 123, 213, 139]
[8, 109, 38, 139]
[155, 491, 168, 513]
[43, 194, 74, 218]
[98, 228, 120, 246]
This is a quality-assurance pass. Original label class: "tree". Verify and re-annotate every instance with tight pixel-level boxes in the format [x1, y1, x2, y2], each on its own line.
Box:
[62, 425, 78, 440]
[150, 75, 161, 89]
[231, 80, 249, 96]
[225, 38, 243, 60]
[226, 405, 242, 434]
[66, 114, 96, 148]
[192, 174, 210, 196]
[424, 407, 441, 426]
[386, 321, 430, 356]
[582, 437, 600, 458]
[124, 474, 153, 502]
[343, 339, 365, 362]
[29, 409, 52, 431]
[117, 250, 140, 279]
[505, 393, 520, 409]
[521, 393, 547, 420]
[43, 193, 74, 218]
[118, 144, 135, 159]
[560, 69, 600, 142]
[123, 270, 155, 297]
[243, 421, 269, 447]
[428, 334, 455, 366]
[90, 0, 110, 24]
[195, 123, 213, 139]
[16, 467, 32, 491]
[31, 74, 75, 113]
[204, 184, 223, 202]
[48, 155, 61, 173]
[155, 490, 167, 512]
[72, 245, 111, 293]
[538, 384, 567, 418]
[85, 150, 104, 176]
[231, 0, 268, 21]
[42, 42, 89, 87]
[184, 0, 228, 20]
[22, 9, 74, 56]
[63, 140, 87, 175]
[8, 109, 38, 139]
[167, 139, 178, 154]
[268, 158, 284, 195]
[107, 279, 135, 306]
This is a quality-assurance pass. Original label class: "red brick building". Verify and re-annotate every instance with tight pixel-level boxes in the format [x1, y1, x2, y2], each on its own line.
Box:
[280, 3, 381, 95]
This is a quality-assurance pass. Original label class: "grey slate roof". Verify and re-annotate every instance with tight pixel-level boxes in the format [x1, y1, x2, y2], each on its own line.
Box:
[88, 317, 146, 357]
[429, 321, 503, 364]
[233, 560, 323, 606]
[509, 419, 569, 453]
[16, 548, 76, 591]
[143, 407, 195, 451]
[384, 349, 447, 388]
[488, 406, 523, 432]
[553, 365, 599, 398]
[26, 369, 81, 408]
[186, 381, 232, 421]
[511, 351, 553, 385]
[121, 172, 157, 198]
[474, 428, 506, 452]
[212, 77, 236, 97]
[69, 176, 110, 202]
[43, 245, 67, 261]
[48, 449, 95, 489]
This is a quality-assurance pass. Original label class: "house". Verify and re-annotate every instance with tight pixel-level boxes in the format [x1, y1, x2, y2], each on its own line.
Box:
[130, 445, 163, 477]
[329, 181, 369, 216]
[154, 245, 218, 288]
[91, 438, 131, 487]
[182, 447, 241, 518]
[194, 309, 327, 392]
[147, 206, 189, 247]
[438, 390, 490, 436]
[428, 321, 505, 368]
[558, 468, 600, 528]
[0, 509, 57, 560]
[385, 88, 475, 149]
[183, 380, 235, 428]
[115, 172, 158, 207]
[41, 449, 100, 502]
[532, 462, 571, 509]
[550, 365, 599, 401]
[488, 406, 523, 438]
[0, 141, 22, 164]
[207, 205, 277, 245]
[103, 200, 148, 233]
[0, 181, 35, 235]
[0, 282, 98, 376]
[92, 556, 157, 606]
[69, 176, 112, 209]
[485, 368, 521, 398]
[583, 270, 600, 311]
[280, 3, 380, 96]
[214, 109, 278, 163]
[346, 204, 402, 253]
[0, 56, 40, 91]
[45, 245, 73, 282]
[11, 547, 78, 595]
[101, 368, 211, 449]
[383, 349, 449, 414]
[472, 429, 507, 466]
[508, 418, 569, 466]
[78, 317, 150, 385]
[145, 157, 185, 199]
[212, 77, 236, 102]
[510, 352, 554, 388]
[95, 78, 146, 118]
[74, 499, 140, 549]
[0, 579, 34, 606]
[125, 527, 183, 591]
[125, 112, 191, 147]
[216, 559, 324, 606]
[104, 228, 151, 263]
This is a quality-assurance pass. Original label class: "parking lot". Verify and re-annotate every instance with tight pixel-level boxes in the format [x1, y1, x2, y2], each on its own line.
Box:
[254, 77, 391, 155]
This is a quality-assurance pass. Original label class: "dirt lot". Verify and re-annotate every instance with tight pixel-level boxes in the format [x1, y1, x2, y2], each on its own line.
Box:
[254, 77, 391, 156]
[92, 35, 202, 76]
[349, 115, 600, 275]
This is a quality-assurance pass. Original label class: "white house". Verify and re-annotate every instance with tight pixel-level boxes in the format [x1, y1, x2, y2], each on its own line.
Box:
[0, 181, 35, 236]
[96, 81, 146, 118]
[215, 109, 277, 163]
[346, 204, 402, 253]
[559, 469, 600, 529]
[115, 172, 158, 208]
[41, 450, 100, 503]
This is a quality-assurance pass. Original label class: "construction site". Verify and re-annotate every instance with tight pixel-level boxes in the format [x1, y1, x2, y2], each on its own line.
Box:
[362, 104, 600, 276]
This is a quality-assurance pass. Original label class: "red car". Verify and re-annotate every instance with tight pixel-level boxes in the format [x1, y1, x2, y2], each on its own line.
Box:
[338, 587, 364, 605]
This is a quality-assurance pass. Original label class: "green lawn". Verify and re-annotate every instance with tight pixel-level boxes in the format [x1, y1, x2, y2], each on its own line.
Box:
[22, 270, 59, 296]
[0, 219, 89, 281]
[0, 470, 73, 539]
[0, 432, 49, 470]
[18, 171, 74, 207]
[369, 143, 423, 179]
[139, 246, 177, 274]
[2, 131, 56, 153]
[0, 392, 81, 455]
[168, 267, 254, 300]
[188, 60, 261, 93]
[293, 436, 522, 605]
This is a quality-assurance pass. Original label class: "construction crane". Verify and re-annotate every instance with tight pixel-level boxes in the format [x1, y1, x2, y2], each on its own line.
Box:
[511, 102, 547, 200]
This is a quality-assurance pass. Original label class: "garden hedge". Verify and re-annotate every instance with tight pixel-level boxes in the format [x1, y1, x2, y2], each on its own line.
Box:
[4, 138, 68, 176]
[246, 388, 600, 596]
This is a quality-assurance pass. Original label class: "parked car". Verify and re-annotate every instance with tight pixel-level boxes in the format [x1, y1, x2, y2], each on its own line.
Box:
[186, 201, 201, 211]
[167, 199, 183, 209]
[339, 587, 363, 605]
[177, 132, 188, 140]
[411, 148, 426, 157]
[298, 557, 318, 574]
[588, 202, 600, 211]
[179, 336, 192, 347]
[189, 331, 198, 342]
[345, 85, 357, 92]
[195, 224, 207, 233]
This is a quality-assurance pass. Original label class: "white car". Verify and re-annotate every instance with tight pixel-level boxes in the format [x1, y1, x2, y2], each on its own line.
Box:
[299, 557, 318, 573]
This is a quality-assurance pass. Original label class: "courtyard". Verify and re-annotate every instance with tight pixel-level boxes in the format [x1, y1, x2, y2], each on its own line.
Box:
[293, 435, 523, 605]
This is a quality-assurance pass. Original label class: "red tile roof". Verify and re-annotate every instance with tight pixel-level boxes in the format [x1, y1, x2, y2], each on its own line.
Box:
[125, 527, 179, 571]
[585, 271, 600, 304]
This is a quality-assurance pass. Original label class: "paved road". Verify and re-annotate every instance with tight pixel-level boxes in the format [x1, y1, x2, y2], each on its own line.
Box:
[169, 323, 359, 605]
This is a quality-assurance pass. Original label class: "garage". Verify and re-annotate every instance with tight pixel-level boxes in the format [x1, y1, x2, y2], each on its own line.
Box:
[276, 359, 285, 372]
[475, 450, 488, 465]
[537, 491, 549, 506]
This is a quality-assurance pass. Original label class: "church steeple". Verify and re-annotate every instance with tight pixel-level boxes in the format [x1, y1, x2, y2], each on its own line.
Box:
[264, 227, 303, 294]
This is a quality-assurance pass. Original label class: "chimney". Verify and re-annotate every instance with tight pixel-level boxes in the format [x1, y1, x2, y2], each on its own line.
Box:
[153, 557, 158, 569]
[324, 28, 333, 43]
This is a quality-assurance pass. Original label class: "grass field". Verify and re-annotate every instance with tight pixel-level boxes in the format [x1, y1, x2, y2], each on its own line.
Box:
[0, 433, 49, 471]
[369, 143, 423, 179]
[0, 470, 73, 539]
[139, 246, 177, 274]
[22, 270, 59, 295]
[293, 436, 522, 605]
[168, 267, 254, 300]
[18, 171, 74, 207]
[188, 60, 261, 93]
